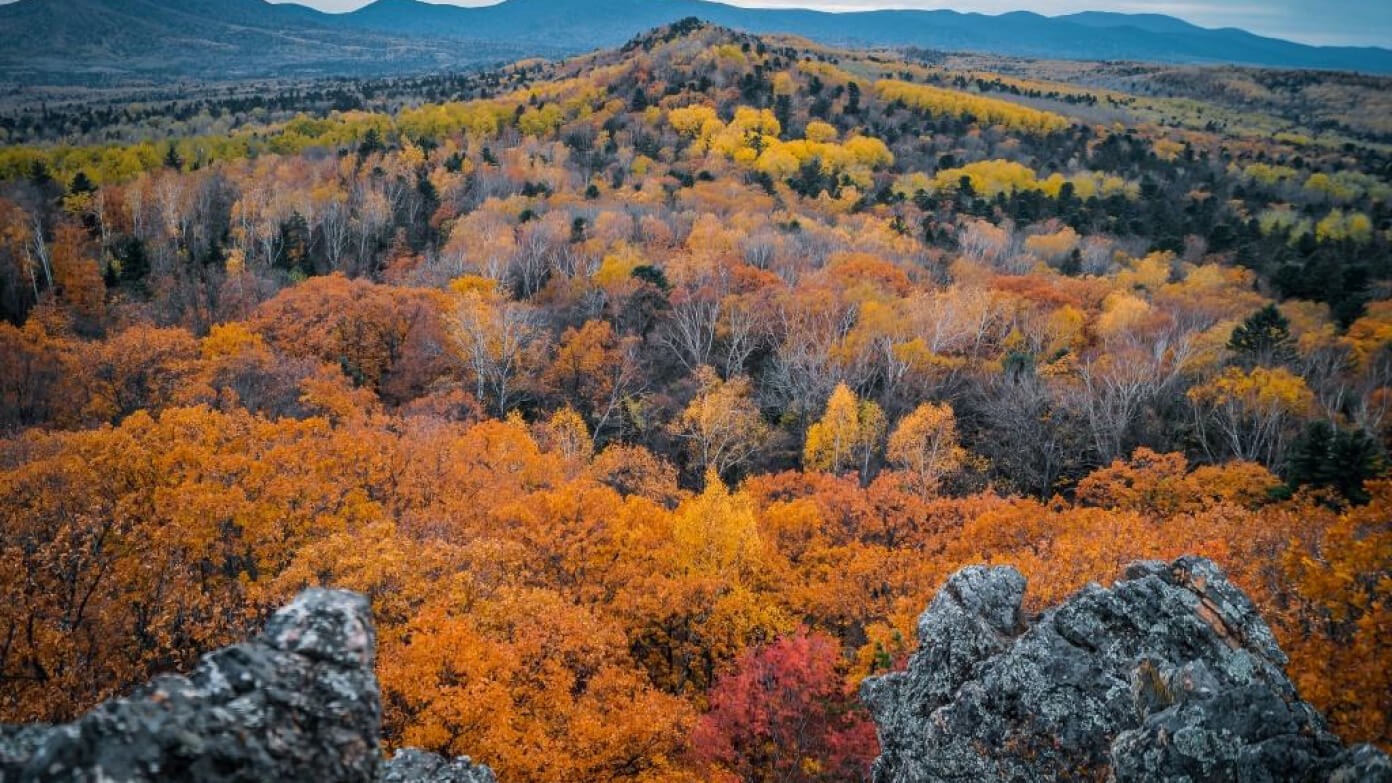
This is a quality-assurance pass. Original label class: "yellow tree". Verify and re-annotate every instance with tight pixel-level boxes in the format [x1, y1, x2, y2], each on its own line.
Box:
[672, 472, 763, 581]
[1188, 366, 1315, 467]
[625, 475, 791, 697]
[886, 402, 965, 498]
[668, 367, 771, 482]
[534, 406, 594, 469]
[804, 383, 885, 479]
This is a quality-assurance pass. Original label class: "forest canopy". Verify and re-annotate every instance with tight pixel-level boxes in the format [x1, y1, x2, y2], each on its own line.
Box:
[0, 20, 1388, 781]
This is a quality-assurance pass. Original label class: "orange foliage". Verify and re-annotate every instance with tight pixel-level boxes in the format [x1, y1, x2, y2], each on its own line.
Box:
[0, 384, 1387, 766]
[250, 274, 452, 405]
[0, 26, 1389, 773]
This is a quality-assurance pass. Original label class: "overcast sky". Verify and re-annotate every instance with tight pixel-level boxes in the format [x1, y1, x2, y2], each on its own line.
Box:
[252, 0, 1392, 47]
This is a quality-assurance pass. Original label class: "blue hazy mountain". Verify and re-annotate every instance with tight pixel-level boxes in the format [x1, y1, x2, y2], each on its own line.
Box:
[2, 0, 1389, 84]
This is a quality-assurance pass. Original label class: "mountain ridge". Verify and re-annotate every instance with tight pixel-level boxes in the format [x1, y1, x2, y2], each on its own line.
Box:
[1, 0, 1390, 85]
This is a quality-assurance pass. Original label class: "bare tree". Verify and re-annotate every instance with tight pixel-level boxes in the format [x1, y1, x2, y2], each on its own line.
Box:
[661, 293, 720, 373]
[447, 289, 551, 416]
[974, 372, 1086, 497]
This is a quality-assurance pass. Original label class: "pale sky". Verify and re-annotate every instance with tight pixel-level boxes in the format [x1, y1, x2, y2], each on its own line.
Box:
[265, 0, 1392, 48]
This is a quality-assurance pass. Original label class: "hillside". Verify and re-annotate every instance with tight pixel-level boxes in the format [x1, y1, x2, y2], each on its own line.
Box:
[0, 20, 1388, 782]
[2, 0, 1391, 84]
[0, 0, 554, 84]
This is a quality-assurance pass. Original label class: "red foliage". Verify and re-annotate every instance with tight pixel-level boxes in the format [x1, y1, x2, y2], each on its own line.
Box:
[692, 629, 878, 782]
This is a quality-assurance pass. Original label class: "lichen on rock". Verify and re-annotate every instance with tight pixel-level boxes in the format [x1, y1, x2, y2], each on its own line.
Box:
[5, 557, 1387, 783]
[0, 589, 492, 783]
[380, 748, 496, 783]
[862, 556, 1391, 782]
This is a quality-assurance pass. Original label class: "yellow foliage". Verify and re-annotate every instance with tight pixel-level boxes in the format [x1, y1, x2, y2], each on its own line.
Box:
[200, 322, 266, 360]
[772, 71, 797, 97]
[730, 106, 782, 138]
[1153, 138, 1184, 161]
[755, 145, 802, 179]
[669, 105, 720, 137]
[844, 136, 894, 168]
[713, 44, 748, 65]
[593, 245, 647, 288]
[1189, 366, 1314, 415]
[1315, 210, 1374, 244]
[1305, 172, 1357, 201]
[804, 121, 839, 143]
[891, 171, 934, 199]
[935, 159, 1038, 197]
[886, 402, 965, 497]
[517, 104, 564, 137]
[1244, 163, 1299, 185]
[1115, 251, 1172, 292]
[804, 384, 885, 477]
[1096, 292, 1152, 339]
[399, 138, 426, 169]
[536, 406, 594, 464]
[1045, 305, 1087, 355]
[672, 473, 762, 579]
[669, 368, 771, 479]
[449, 275, 502, 298]
[1024, 226, 1080, 262]
[1257, 206, 1310, 242]
[875, 79, 1070, 134]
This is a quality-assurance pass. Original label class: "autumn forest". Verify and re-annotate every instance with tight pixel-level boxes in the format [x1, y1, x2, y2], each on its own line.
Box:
[0, 19, 1389, 782]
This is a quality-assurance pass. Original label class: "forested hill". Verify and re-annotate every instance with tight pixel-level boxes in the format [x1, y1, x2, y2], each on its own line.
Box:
[0, 19, 1388, 782]
[0, 0, 562, 84]
[2, 0, 1391, 84]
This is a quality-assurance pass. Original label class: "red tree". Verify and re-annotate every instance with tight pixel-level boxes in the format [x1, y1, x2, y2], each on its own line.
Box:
[693, 629, 878, 782]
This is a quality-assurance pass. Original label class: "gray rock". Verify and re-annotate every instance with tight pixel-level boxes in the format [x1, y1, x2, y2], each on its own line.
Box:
[1, 589, 495, 783]
[862, 556, 1391, 783]
[0, 726, 51, 771]
[381, 749, 496, 783]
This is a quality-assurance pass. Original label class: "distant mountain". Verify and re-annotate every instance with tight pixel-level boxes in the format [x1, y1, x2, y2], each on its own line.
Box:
[333, 0, 1392, 74]
[2, 0, 1390, 85]
[1058, 11, 1210, 36]
[0, 0, 556, 85]
[335, 0, 713, 43]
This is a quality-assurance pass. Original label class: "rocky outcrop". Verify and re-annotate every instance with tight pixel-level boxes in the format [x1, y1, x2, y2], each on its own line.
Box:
[0, 589, 493, 783]
[8, 558, 1387, 782]
[862, 556, 1390, 782]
